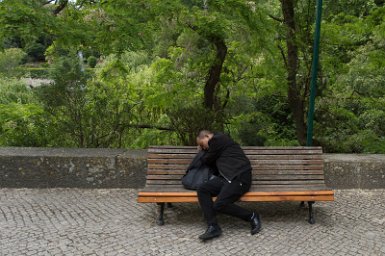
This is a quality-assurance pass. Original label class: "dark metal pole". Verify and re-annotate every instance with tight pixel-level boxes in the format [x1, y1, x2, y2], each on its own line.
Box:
[306, 0, 323, 146]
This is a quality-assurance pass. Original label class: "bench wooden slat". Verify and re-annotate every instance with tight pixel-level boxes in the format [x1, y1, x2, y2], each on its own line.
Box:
[137, 189, 334, 203]
[147, 157, 322, 162]
[138, 185, 334, 193]
[148, 166, 323, 172]
[147, 168, 324, 174]
[148, 159, 324, 165]
[148, 146, 322, 149]
[148, 153, 323, 160]
[138, 190, 333, 197]
[140, 184, 331, 191]
[137, 195, 334, 203]
[145, 173, 326, 181]
[145, 179, 326, 185]
[148, 169, 325, 175]
[252, 180, 326, 185]
[251, 165, 323, 170]
[147, 164, 323, 171]
[138, 196, 334, 203]
[147, 153, 323, 159]
[146, 174, 324, 180]
[148, 148, 322, 155]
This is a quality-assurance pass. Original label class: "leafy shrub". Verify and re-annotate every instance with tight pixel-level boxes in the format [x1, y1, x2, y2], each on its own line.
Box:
[0, 103, 48, 146]
[0, 78, 49, 146]
[167, 105, 221, 145]
[25, 42, 46, 62]
[0, 48, 27, 77]
[17, 67, 50, 78]
[87, 56, 98, 68]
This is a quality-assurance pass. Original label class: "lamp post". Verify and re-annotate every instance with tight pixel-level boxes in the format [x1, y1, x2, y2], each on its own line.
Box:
[306, 0, 323, 146]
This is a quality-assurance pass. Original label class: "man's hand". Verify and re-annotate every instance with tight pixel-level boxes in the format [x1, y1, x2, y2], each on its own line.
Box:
[198, 145, 209, 151]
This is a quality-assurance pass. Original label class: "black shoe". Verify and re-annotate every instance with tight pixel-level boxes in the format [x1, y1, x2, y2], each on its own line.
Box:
[250, 213, 261, 235]
[199, 225, 222, 241]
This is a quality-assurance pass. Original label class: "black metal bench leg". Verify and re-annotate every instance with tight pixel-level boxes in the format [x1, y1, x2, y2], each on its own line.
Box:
[156, 203, 165, 225]
[308, 201, 315, 224]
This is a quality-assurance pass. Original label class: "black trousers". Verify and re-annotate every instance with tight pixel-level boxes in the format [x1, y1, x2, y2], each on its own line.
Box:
[197, 171, 253, 226]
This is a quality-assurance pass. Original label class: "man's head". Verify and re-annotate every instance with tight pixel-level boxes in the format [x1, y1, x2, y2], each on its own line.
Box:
[197, 130, 214, 149]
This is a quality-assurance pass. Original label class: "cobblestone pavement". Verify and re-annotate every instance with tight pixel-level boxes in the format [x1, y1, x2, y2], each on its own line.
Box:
[0, 189, 384, 256]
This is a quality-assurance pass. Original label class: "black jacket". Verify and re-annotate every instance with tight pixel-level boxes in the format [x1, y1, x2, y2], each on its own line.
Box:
[201, 133, 251, 182]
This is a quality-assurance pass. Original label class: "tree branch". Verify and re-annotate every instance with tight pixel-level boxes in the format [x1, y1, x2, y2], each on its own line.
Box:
[42, 0, 55, 5]
[268, 14, 284, 23]
[277, 43, 288, 68]
[128, 124, 175, 131]
[222, 88, 231, 109]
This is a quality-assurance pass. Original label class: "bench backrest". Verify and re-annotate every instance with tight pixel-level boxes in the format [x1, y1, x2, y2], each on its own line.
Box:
[146, 146, 325, 191]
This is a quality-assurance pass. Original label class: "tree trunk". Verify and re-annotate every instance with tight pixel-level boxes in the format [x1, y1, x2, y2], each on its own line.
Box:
[52, 0, 69, 16]
[374, 0, 384, 7]
[204, 36, 227, 110]
[281, 0, 307, 145]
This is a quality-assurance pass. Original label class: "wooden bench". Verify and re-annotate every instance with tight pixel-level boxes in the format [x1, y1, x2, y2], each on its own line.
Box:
[137, 146, 334, 225]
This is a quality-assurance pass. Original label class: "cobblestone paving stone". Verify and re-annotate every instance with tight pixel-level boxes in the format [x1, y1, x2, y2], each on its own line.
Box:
[0, 189, 384, 256]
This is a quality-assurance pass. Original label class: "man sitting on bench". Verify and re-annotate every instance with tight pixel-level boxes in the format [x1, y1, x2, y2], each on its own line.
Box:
[196, 130, 262, 241]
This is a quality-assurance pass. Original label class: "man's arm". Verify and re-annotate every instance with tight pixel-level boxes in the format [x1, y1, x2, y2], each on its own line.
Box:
[201, 136, 225, 165]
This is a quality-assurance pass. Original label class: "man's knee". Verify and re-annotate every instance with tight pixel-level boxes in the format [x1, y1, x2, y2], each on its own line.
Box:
[197, 183, 210, 195]
[213, 201, 226, 212]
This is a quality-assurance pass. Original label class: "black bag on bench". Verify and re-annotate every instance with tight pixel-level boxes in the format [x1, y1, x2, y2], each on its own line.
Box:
[182, 150, 212, 190]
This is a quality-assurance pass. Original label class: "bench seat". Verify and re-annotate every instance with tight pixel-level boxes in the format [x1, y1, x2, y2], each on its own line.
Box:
[137, 146, 334, 224]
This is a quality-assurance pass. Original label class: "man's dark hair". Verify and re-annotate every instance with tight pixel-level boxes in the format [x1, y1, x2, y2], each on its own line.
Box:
[197, 130, 213, 139]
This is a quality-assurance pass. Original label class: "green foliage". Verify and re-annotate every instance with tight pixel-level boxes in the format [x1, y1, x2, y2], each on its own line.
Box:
[87, 56, 97, 68]
[167, 105, 222, 145]
[0, 78, 36, 104]
[0, 103, 47, 146]
[32, 54, 138, 148]
[0, 0, 384, 153]
[0, 48, 27, 76]
[34, 56, 89, 146]
[17, 67, 50, 79]
[25, 42, 46, 62]
[315, 4, 385, 153]
[0, 0, 54, 54]
[0, 78, 49, 146]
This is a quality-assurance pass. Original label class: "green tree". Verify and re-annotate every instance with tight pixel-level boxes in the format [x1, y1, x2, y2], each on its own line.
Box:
[0, 78, 48, 146]
[314, 1, 385, 152]
[34, 56, 89, 146]
[0, 0, 55, 60]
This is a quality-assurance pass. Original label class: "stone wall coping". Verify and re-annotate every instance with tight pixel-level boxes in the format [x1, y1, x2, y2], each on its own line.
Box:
[0, 147, 146, 158]
[324, 154, 385, 162]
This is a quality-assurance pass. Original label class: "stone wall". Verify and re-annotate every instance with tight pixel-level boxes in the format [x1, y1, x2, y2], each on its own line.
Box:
[0, 148, 384, 189]
[0, 148, 146, 188]
[324, 154, 385, 189]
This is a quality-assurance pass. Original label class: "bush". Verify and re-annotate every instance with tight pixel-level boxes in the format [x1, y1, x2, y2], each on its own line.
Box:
[236, 114, 267, 146]
[0, 77, 49, 146]
[167, 105, 225, 145]
[17, 67, 50, 79]
[0, 103, 48, 146]
[0, 78, 37, 104]
[87, 56, 98, 68]
[25, 42, 46, 62]
[0, 48, 27, 77]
